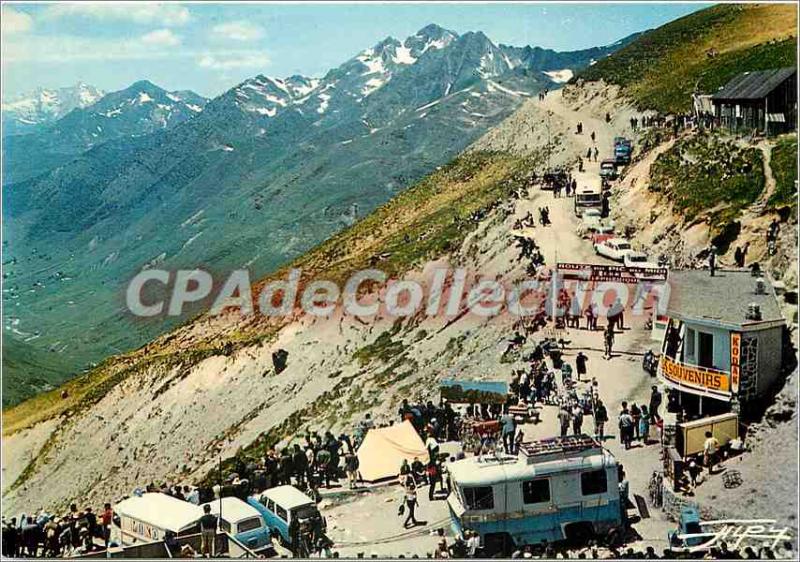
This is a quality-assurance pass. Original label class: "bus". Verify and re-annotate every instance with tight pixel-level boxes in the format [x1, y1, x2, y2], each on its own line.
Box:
[446, 435, 622, 554]
[574, 186, 602, 217]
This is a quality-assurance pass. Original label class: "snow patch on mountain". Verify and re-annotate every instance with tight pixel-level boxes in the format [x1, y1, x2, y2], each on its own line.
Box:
[393, 46, 417, 65]
[543, 69, 574, 83]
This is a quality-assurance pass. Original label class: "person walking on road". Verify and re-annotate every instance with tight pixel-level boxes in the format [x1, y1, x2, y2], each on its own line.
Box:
[575, 351, 588, 381]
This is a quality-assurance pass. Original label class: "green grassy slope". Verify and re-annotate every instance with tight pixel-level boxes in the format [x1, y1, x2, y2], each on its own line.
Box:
[577, 3, 797, 113]
[3, 150, 541, 436]
[768, 135, 799, 210]
[649, 132, 764, 230]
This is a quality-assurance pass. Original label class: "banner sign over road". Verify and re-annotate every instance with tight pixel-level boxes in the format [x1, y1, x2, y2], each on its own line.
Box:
[557, 262, 668, 283]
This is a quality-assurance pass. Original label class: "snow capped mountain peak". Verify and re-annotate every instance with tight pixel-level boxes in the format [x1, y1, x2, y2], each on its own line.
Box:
[405, 23, 458, 57]
[2, 83, 105, 134]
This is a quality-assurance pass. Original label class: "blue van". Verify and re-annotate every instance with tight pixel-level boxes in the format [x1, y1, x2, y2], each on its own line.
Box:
[203, 497, 273, 554]
[247, 485, 326, 549]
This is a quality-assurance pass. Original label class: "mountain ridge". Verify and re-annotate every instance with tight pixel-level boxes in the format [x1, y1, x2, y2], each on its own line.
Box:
[2, 24, 638, 406]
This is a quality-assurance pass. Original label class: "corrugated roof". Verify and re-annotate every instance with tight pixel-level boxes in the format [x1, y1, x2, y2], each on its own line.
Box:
[711, 67, 796, 101]
[665, 270, 785, 329]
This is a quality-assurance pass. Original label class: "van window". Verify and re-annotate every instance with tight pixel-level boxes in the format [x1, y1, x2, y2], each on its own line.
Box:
[276, 505, 288, 521]
[463, 486, 494, 510]
[219, 519, 232, 534]
[237, 517, 263, 533]
[267, 499, 275, 513]
[581, 470, 608, 496]
[522, 479, 550, 504]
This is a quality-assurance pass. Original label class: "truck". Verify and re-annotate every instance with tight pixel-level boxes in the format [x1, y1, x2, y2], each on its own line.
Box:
[614, 137, 632, 165]
[446, 435, 622, 555]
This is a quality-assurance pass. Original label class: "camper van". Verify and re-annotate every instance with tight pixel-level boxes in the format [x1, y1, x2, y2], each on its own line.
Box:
[247, 485, 326, 550]
[114, 493, 203, 546]
[574, 186, 603, 217]
[203, 497, 273, 554]
[447, 436, 622, 553]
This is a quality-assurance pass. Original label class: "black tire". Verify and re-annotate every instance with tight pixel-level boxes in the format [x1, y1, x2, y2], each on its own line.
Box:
[564, 522, 595, 546]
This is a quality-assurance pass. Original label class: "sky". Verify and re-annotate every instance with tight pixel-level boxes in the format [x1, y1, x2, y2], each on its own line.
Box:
[1, 2, 710, 99]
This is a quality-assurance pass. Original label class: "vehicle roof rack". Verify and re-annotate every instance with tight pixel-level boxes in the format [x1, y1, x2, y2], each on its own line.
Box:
[517, 434, 601, 463]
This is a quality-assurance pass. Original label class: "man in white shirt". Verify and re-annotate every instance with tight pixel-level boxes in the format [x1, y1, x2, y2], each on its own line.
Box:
[703, 431, 720, 474]
[466, 530, 481, 558]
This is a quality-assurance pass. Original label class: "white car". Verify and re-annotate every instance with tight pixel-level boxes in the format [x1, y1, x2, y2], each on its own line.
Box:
[577, 209, 615, 238]
[623, 251, 659, 269]
[594, 237, 634, 261]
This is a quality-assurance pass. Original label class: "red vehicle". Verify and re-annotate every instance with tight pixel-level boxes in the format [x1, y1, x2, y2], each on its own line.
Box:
[591, 232, 615, 246]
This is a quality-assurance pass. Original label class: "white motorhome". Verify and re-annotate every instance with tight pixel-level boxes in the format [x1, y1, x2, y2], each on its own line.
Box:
[447, 436, 622, 554]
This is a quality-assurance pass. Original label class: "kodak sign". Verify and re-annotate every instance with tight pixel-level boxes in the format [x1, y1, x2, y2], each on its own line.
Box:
[730, 332, 741, 394]
[660, 355, 730, 393]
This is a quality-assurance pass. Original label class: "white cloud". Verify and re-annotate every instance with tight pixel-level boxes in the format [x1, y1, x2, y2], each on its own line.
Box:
[141, 29, 181, 47]
[45, 3, 190, 27]
[1, 7, 34, 34]
[211, 20, 265, 42]
[197, 51, 269, 70]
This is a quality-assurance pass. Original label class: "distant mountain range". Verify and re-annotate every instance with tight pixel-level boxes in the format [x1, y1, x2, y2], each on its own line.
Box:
[2, 82, 105, 135]
[1, 24, 638, 405]
[2, 81, 208, 184]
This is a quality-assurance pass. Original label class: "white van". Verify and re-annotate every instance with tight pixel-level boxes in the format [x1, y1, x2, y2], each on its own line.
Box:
[574, 186, 603, 217]
[203, 497, 273, 553]
[114, 493, 203, 545]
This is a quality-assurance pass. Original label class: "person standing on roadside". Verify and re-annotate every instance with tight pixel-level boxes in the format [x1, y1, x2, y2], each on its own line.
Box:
[575, 352, 588, 382]
[703, 431, 720, 474]
[594, 400, 608, 441]
[649, 386, 663, 423]
[199, 505, 218, 558]
[558, 406, 571, 438]
[603, 325, 615, 359]
[402, 476, 419, 528]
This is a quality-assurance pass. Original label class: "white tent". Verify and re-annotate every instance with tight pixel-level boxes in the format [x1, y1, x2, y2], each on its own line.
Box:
[356, 421, 428, 482]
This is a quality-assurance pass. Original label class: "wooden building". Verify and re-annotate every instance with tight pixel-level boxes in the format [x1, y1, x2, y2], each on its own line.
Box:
[657, 270, 786, 416]
[711, 67, 796, 136]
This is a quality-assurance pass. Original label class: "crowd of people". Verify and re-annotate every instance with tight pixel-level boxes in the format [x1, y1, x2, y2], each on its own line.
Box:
[2, 503, 114, 558]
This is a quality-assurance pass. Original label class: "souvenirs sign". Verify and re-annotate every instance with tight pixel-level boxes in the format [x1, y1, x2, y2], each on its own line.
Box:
[660, 355, 731, 395]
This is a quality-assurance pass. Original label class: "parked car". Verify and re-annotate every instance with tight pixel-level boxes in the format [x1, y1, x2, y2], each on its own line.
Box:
[247, 486, 327, 552]
[614, 137, 632, 164]
[591, 232, 615, 246]
[599, 159, 618, 180]
[594, 237, 634, 261]
[577, 208, 615, 238]
[668, 507, 706, 549]
[203, 497, 275, 555]
[623, 251, 659, 269]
